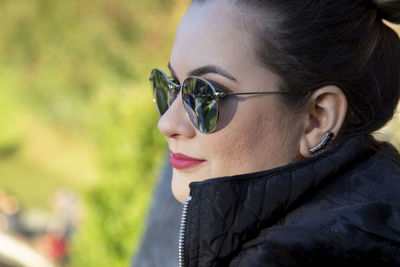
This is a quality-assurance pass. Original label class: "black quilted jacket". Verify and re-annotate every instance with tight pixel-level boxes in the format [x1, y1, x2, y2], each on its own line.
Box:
[181, 134, 400, 266]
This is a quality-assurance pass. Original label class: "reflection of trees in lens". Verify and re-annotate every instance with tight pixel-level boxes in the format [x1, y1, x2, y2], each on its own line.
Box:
[194, 98, 205, 131]
[199, 97, 217, 132]
[196, 80, 218, 132]
[182, 78, 219, 132]
[186, 79, 197, 94]
[152, 71, 170, 115]
[205, 101, 217, 131]
[157, 88, 168, 114]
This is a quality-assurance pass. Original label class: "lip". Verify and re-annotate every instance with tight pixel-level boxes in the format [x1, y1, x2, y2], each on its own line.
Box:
[170, 150, 206, 170]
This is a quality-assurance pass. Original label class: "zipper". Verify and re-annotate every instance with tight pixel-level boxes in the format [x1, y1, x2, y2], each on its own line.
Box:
[179, 195, 192, 267]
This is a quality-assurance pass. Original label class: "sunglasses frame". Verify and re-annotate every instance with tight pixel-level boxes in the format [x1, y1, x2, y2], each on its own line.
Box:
[150, 68, 306, 133]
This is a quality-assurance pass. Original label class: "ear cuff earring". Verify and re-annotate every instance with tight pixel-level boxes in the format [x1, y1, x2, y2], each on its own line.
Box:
[309, 132, 334, 154]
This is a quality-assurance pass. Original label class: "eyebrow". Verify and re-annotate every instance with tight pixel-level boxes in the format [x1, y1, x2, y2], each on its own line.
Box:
[168, 62, 238, 82]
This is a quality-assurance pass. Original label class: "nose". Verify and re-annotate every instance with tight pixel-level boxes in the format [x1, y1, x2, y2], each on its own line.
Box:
[158, 92, 196, 139]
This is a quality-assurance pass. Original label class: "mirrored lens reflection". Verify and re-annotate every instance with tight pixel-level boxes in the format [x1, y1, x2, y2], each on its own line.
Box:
[152, 70, 169, 115]
[182, 78, 218, 133]
[151, 69, 179, 115]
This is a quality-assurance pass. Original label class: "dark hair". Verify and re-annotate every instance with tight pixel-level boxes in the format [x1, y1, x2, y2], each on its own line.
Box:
[192, 0, 400, 136]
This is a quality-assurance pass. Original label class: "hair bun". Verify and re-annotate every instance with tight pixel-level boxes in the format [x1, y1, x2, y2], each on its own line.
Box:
[371, 0, 400, 23]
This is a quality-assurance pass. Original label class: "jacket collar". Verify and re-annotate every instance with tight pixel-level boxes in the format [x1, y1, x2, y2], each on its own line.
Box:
[184, 134, 377, 266]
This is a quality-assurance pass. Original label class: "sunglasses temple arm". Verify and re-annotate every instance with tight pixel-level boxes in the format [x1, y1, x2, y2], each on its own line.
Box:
[218, 91, 295, 98]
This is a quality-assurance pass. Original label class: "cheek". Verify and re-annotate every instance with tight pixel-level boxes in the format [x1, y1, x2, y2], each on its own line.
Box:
[205, 98, 291, 176]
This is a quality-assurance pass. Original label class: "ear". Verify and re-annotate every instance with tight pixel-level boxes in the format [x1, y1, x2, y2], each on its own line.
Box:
[299, 86, 348, 157]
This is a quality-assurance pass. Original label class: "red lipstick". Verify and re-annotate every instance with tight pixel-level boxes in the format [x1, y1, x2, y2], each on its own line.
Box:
[170, 150, 206, 170]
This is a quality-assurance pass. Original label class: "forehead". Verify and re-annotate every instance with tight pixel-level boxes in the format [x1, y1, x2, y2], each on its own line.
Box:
[170, 1, 256, 79]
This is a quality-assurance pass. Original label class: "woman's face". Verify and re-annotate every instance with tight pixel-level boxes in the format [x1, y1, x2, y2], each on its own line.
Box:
[159, 1, 304, 203]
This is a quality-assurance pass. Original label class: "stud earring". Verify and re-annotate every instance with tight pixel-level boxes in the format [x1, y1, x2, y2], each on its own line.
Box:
[309, 132, 334, 154]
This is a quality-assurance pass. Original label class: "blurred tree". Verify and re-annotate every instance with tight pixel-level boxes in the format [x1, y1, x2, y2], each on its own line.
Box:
[0, 0, 187, 265]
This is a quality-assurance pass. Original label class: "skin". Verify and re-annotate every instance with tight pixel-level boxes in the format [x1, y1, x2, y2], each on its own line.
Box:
[158, 1, 348, 203]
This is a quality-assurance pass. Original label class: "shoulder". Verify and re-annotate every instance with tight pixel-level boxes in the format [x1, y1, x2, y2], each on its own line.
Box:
[229, 139, 400, 266]
[282, 138, 400, 230]
[230, 226, 400, 267]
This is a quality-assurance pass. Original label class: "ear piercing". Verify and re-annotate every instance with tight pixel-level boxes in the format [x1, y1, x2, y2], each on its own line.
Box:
[309, 132, 334, 154]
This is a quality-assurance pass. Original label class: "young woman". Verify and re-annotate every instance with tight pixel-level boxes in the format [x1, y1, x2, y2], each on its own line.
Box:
[150, 0, 400, 265]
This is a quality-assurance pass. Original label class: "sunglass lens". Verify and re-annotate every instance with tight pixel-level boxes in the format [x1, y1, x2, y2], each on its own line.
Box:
[182, 78, 218, 133]
[151, 69, 171, 115]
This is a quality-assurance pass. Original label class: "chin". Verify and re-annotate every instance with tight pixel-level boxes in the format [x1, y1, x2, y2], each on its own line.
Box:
[171, 173, 191, 204]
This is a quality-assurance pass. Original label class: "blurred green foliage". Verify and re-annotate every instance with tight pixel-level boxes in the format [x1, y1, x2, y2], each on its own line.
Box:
[0, 0, 184, 130]
[0, 0, 187, 265]
[70, 87, 167, 266]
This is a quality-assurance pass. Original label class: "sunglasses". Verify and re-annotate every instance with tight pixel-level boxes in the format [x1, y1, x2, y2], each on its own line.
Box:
[149, 68, 300, 133]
